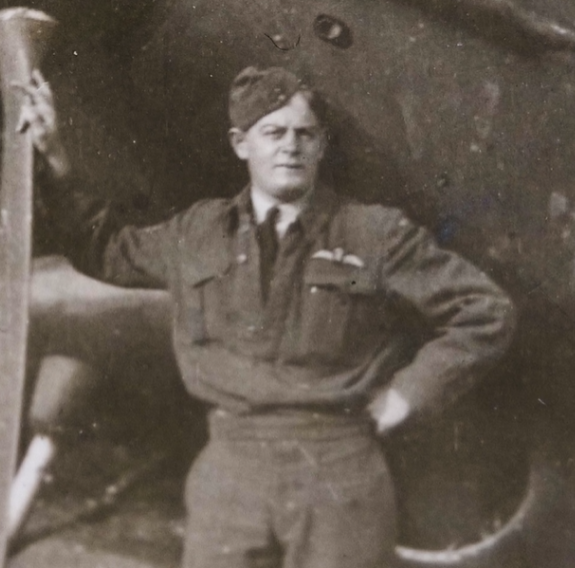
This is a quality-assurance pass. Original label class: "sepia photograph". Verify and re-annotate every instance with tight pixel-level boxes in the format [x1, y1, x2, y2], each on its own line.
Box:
[0, 1, 574, 567]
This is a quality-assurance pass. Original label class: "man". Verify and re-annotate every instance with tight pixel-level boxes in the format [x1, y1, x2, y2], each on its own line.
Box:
[20, 66, 515, 568]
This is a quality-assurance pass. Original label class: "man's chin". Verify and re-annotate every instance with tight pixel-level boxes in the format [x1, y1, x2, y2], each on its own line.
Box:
[268, 175, 317, 200]
[273, 185, 313, 203]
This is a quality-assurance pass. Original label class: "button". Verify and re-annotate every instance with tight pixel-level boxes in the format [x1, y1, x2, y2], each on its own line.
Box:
[237, 253, 247, 264]
[310, 286, 318, 294]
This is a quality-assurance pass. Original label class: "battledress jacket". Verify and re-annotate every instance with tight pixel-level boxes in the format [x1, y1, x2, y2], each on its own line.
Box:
[63, 184, 516, 417]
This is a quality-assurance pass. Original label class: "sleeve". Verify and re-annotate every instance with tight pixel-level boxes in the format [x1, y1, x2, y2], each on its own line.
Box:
[371, 210, 516, 418]
[39, 164, 183, 290]
[96, 216, 181, 289]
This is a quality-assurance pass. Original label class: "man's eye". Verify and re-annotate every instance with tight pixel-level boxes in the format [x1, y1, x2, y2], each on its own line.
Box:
[264, 129, 283, 138]
[298, 129, 315, 139]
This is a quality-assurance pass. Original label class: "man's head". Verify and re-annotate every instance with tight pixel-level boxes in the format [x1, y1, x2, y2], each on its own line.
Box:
[228, 66, 326, 203]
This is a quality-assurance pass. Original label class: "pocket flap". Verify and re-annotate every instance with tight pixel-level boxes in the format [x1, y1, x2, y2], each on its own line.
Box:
[304, 258, 378, 294]
[183, 256, 231, 287]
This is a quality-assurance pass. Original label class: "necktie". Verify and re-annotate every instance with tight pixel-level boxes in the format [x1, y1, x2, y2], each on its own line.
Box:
[257, 207, 279, 303]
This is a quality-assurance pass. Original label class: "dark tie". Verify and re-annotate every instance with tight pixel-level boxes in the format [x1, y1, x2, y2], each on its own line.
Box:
[257, 207, 279, 303]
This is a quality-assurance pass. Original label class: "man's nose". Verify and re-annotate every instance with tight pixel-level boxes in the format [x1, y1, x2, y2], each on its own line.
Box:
[281, 129, 300, 154]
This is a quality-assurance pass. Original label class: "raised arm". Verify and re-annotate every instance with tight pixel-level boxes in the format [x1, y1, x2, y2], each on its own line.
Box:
[16, 70, 179, 289]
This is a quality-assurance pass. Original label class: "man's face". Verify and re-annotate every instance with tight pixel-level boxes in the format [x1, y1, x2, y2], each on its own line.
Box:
[230, 92, 325, 202]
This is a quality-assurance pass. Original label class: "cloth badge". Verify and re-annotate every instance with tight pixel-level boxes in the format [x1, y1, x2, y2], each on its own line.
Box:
[311, 248, 365, 268]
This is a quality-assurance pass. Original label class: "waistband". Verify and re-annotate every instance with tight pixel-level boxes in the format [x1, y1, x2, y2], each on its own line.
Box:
[208, 408, 374, 441]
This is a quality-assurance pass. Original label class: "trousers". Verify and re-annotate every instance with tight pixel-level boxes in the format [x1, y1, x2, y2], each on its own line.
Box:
[183, 410, 397, 568]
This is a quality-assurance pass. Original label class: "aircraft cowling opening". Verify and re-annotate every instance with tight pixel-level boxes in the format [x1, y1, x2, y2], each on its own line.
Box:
[395, 456, 561, 567]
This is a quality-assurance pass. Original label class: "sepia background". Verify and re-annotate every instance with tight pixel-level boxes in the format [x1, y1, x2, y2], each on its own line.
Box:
[2, 0, 575, 566]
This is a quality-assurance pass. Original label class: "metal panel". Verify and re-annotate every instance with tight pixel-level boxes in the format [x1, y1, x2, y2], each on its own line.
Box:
[0, 9, 55, 566]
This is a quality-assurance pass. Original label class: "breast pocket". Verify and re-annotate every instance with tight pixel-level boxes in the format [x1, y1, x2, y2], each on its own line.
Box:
[180, 260, 231, 343]
[299, 258, 383, 364]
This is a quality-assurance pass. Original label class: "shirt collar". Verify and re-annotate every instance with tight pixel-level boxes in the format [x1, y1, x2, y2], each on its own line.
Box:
[250, 185, 310, 238]
[229, 183, 340, 243]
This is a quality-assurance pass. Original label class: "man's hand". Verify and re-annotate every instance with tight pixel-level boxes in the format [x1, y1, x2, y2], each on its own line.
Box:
[367, 388, 410, 435]
[12, 69, 70, 179]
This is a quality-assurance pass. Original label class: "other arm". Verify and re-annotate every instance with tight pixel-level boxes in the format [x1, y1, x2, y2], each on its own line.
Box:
[367, 209, 516, 434]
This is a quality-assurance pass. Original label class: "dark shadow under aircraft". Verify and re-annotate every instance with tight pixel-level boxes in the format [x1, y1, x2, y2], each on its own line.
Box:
[3, 0, 575, 566]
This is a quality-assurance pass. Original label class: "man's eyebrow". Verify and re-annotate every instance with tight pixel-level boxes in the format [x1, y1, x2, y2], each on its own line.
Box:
[295, 124, 320, 131]
[260, 122, 319, 129]
[260, 123, 284, 129]
[257, 119, 320, 132]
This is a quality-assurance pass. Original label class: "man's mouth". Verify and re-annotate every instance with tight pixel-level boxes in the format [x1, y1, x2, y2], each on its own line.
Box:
[276, 164, 304, 169]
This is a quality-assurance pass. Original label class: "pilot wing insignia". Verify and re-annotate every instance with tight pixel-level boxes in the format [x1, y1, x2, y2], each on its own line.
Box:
[311, 248, 365, 268]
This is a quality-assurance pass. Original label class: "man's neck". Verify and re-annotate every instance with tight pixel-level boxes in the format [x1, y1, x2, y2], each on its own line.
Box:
[250, 185, 313, 237]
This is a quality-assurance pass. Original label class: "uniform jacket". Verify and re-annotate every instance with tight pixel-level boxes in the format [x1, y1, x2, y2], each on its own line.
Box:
[64, 184, 516, 417]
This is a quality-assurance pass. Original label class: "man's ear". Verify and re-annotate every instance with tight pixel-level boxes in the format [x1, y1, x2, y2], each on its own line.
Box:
[228, 127, 249, 160]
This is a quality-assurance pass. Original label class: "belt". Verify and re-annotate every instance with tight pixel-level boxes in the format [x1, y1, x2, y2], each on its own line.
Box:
[208, 407, 374, 441]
